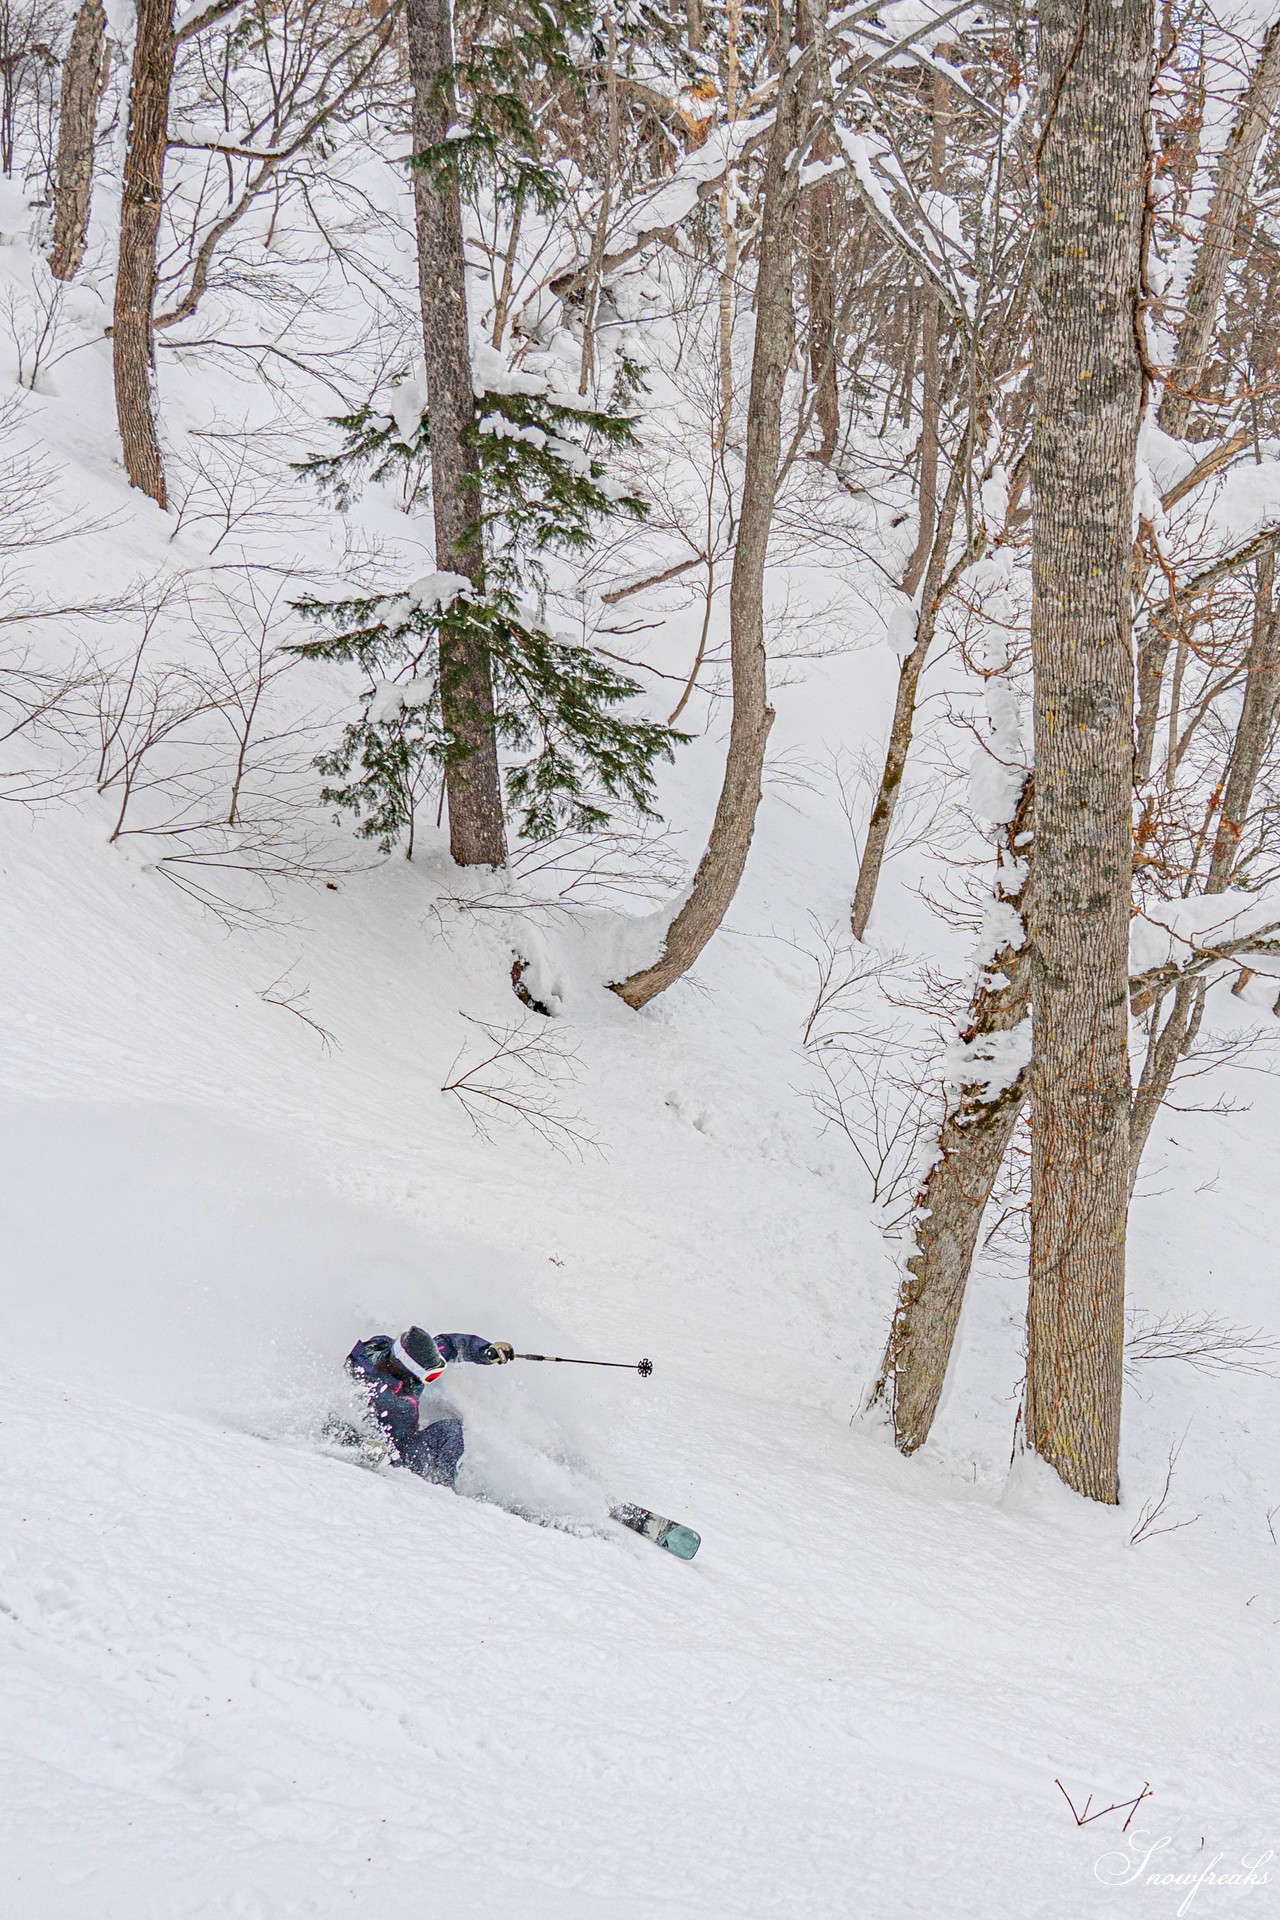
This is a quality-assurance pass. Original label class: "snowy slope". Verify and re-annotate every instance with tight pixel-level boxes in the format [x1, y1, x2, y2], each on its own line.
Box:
[2, 790, 1279, 1920]
[1, 186, 1279, 1920]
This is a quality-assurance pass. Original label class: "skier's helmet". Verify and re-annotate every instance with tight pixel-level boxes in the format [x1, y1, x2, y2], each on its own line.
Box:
[393, 1326, 446, 1382]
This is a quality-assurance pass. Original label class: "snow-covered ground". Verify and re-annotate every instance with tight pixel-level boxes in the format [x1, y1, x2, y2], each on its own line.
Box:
[3, 763, 1279, 1918]
[2, 180, 1279, 1920]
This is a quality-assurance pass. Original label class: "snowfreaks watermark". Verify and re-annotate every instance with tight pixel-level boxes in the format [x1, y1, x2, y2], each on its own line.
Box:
[1094, 1836, 1275, 1914]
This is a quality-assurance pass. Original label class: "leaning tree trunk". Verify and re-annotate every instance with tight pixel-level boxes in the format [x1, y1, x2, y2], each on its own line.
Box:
[1024, 0, 1150, 1505]
[610, 10, 814, 1008]
[1159, 17, 1280, 437]
[49, 0, 108, 281]
[804, 120, 841, 464]
[849, 72, 954, 944]
[870, 777, 1034, 1452]
[406, 0, 506, 868]
[1132, 23, 1280, 796]
[849, 437, 968, 943]
[113, 0, 173, 506]
[1129, 976, 1203, 1192]
[1129, 555, 1280, 1188]
[1206, 551, 1280, 888]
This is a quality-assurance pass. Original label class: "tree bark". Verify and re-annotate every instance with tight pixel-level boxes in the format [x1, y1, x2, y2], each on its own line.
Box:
[1159, 19, 1280, 437]
[850, 437, 970, 943]
[872, 776, 1034, 1452]
[406, 0, 506, 867]
[849, 71, 955, 944]
[805, 123, 840, 464]
[1206, 551, 1280, 888]
[113, 0, 174, 506]
[48, 0, 108, 282]
[1129, 975, 1202, 1191]
[1024, 0, 1150, 1505]
[1133, 602, 1174, 789]
[610, 11, 813, 1009]
[1129, 557, 1280, 1189]
[897, 67, 948, 593]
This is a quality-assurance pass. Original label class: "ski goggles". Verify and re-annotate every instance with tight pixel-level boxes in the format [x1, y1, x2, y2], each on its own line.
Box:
[392, 1331, 446, 1383]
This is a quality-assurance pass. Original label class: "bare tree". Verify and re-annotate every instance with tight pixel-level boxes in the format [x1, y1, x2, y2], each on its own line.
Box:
[1023, 0, 1151, 1505]
[112, 0, 399, 508]
[0, 0, 59, 177]
[154, 0, 400, 334]
[610, 2, 816, 1008]
[843, 40, 1033, 943]
[441, 1012, 596, 1157]
[1159, 17, 1280, 438]
[1125, 1308, 1279, 1380]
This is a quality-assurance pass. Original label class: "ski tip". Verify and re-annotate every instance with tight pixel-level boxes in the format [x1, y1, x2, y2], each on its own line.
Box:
[609, 1503, 701, 1560]
[660, 1523, 701, 1560]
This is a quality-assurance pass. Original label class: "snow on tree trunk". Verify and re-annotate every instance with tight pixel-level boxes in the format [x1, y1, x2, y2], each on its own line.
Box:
[1024, 0, 1150, 1505]
[872, 778, 1033, 1453]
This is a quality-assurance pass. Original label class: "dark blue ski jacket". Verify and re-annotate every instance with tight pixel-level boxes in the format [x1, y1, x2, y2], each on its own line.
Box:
[345, 1333, 496, 1458]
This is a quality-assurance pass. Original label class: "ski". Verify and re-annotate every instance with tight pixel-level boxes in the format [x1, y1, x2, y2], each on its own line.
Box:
[610, 1502, 701, 1560]
[264, 1425, 701, 1560]
[318, 1416, 392, 1470]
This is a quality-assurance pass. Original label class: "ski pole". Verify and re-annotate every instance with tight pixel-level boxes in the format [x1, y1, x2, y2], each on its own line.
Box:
[516, 1353, 653, 1377]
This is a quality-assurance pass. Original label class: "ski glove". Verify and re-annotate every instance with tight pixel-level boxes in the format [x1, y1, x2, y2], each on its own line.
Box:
[483, 1341, 515, 1364]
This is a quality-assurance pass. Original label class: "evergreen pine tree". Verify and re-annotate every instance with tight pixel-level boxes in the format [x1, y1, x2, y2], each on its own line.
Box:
[292, 0, 684, 858]
[292, 354, 683, 853]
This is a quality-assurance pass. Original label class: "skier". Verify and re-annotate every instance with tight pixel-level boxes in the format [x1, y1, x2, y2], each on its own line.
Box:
[345, 1325, 514, 1486]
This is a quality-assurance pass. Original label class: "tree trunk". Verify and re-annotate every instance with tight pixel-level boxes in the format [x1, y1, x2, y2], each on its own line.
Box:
[1159, 19, 1280, 437]
[406, 0, 506, 867]
[610, 11, 813, 1009]
[872, 776, 1034, 1452]
[1129, 976, 1202, 1191]
[1024, 0, 1150, 1505]
[849, 71, 955, 944]
[805, 128, 840, 464]
[49, 0, 108, 281]
[897, 66, 948, 595]
[1133, 603, 1174, 789]
[1129, 557, 1280, 1190]
[113, 0, 174, 507]
[1206, 550, 1280, 888]
[849, 437, 969, 942]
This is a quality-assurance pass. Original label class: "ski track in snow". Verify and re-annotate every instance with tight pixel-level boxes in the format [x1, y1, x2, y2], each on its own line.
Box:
[0, 636, 1277, 1919]
[0, 206, 1279, 1918]
[4, 1362, 1276, 1920]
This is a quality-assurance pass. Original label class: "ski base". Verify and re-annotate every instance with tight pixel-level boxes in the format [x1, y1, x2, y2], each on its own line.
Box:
[610, 1502, 701, 1560]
